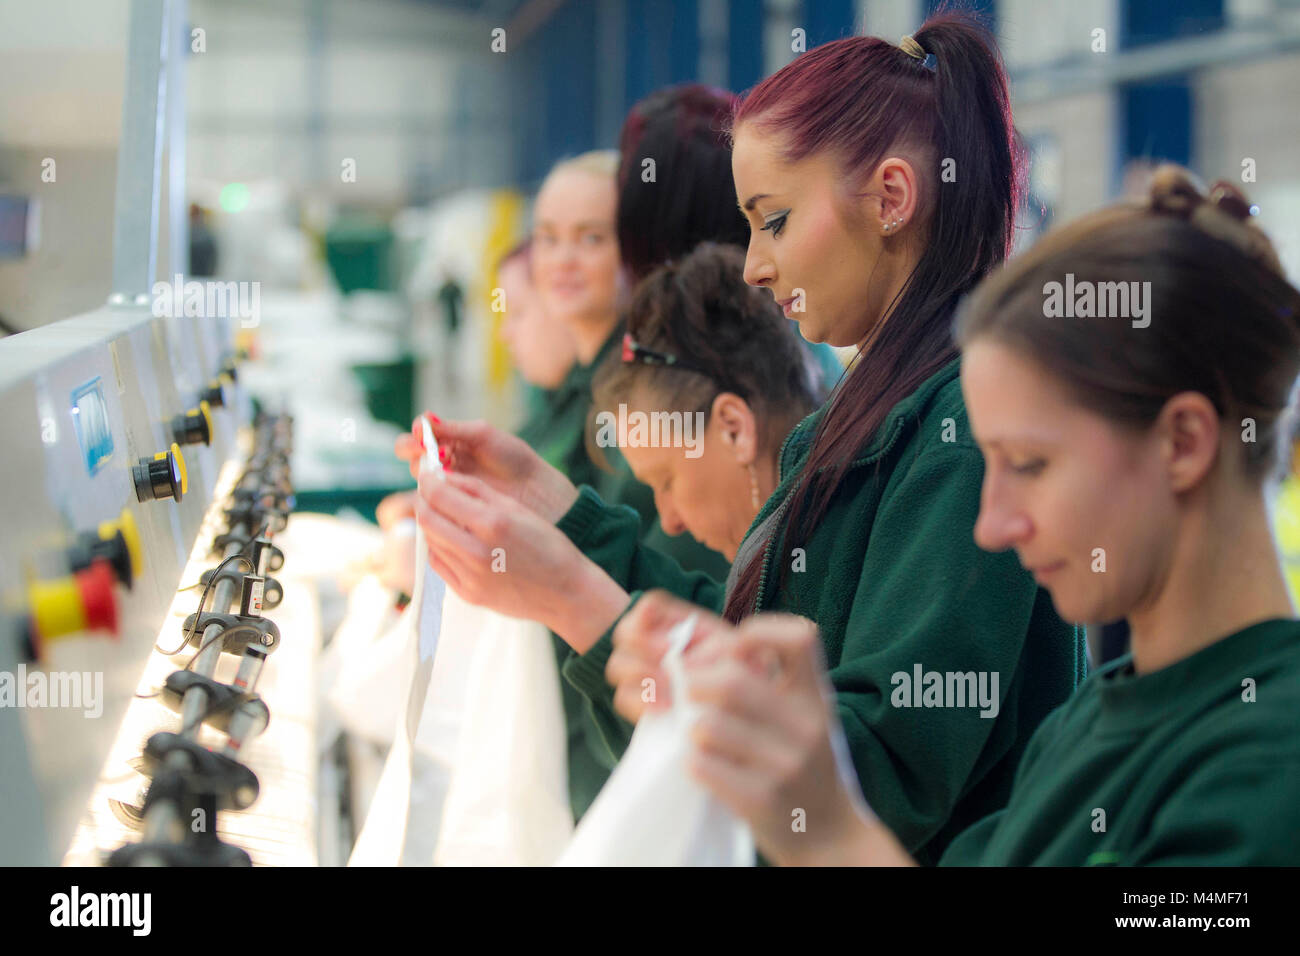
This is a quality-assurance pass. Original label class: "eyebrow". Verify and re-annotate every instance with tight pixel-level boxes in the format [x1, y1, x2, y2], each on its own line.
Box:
[979, 435, 1059, 451]
[740, 193, 772, 213]
[534, 220, 611, 231]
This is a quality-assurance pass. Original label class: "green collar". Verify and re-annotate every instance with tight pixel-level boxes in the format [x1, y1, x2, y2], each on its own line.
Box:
[1093, 616, 1300, 736]
[739, 355, 964, 614]
[783, 355, 963, 473]
[564, 323, 625, 396]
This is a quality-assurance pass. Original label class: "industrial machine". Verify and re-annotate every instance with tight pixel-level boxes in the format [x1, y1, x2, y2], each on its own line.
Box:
[0, 299, 311, 864]
[0, 0, 319, 866]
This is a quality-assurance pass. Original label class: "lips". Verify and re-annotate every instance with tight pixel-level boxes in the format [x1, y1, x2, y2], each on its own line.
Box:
[1026, 560, 1066, 582]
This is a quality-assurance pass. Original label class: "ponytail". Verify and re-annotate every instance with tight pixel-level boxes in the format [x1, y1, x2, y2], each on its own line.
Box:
[723, 12, 1025, 621]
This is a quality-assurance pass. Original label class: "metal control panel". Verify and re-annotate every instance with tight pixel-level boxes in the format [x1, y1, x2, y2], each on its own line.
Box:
[0, 306, 244, 864]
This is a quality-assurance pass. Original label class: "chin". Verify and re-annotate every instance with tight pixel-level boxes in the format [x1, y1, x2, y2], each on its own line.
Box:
[1045, 587, 1110, 632]
[791, 321, 824, 345]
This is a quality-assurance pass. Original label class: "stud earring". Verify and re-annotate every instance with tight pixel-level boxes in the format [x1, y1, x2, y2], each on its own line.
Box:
[882, 215, 905, 235]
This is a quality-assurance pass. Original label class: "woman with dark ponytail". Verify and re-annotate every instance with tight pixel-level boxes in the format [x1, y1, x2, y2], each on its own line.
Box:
[630, 166, 1300, 866]
[409, 14, 1084, 863]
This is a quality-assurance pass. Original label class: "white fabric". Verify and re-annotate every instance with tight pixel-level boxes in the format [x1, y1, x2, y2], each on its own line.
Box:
[323, 576, 410, 749]
[345, 439, 447, 868]
[556, 614, 755, 867]
[344, 416, 574, 865]
[347, 495, 446, 865]
[430, 598, 574, 866]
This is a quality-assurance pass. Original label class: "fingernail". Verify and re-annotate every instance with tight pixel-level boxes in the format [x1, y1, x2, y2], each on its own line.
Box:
[427, 413, 442, 425]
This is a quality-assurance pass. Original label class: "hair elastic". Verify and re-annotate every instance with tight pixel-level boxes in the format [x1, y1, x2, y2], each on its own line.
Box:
[899, 35, 937, 72]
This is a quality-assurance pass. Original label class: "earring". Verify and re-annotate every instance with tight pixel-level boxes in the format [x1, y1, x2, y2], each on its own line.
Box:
[881, 215, 905, 235]
[747, 463, 761, 512]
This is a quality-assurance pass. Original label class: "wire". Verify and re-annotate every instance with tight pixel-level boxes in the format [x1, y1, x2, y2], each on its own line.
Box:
[183, 623, 263, 673]
[155, 552, 253, 656]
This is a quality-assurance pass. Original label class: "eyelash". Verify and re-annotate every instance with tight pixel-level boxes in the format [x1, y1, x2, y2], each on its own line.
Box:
[760, 212, 789, 238]
[1009, 459, 1046, 476]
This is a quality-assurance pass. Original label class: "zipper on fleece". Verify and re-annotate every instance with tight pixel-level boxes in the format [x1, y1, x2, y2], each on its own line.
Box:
[751, 414, 909, 615]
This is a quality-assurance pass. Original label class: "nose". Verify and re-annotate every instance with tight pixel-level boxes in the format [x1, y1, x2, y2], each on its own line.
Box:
[655, 491, 687, 537]
[555, 243, 578, 268]
[742, 236, 775, 288]
[973, 472, 1033, 554]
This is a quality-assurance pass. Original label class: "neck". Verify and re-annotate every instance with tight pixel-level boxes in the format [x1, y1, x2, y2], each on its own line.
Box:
[571, 312, 619, 365]
[1127, 485, 1295, 674]
[728, 454, 781, 560]
[856, 244, 922, 353]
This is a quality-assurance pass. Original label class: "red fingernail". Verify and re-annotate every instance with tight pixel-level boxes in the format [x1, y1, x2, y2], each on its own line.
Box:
[427, 413, 442, 425]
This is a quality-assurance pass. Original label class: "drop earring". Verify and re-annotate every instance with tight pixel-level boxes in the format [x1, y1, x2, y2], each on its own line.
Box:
[747, 463, 761, 512]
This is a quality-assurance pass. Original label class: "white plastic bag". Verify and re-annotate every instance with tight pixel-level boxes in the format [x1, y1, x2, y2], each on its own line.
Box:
[556, 614, 755, 867]
[431, 601, 574, 866]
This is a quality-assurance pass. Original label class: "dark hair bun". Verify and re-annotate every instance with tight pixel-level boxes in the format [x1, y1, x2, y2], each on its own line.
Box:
[592, 242, 826, 455]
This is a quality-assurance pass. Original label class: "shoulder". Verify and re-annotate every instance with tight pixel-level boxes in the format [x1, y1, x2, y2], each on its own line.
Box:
[904, 374, 980, 456]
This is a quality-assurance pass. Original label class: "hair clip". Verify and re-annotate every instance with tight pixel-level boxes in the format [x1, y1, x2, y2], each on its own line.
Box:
[621, 332, 708, 375]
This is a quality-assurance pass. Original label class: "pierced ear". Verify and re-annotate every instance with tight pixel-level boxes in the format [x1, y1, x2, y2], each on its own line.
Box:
[874, 156, 920, 236]
[712, 393, 758, 464]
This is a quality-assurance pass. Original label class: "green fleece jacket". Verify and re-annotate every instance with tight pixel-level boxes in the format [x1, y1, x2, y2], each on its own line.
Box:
[940, 617, 1300, 866]
[556, 356, 1088, 863]
[516, 328, 730, 822]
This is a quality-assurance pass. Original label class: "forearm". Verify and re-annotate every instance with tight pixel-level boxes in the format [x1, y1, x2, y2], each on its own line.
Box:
[547, 558, 632, 654]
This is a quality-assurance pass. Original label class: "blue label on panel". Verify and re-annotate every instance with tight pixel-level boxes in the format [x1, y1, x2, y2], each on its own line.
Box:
[71, 378, 114, 476]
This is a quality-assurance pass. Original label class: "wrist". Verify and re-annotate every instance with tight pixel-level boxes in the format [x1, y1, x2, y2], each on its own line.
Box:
[532, 465, 580, 524]
[780, 790, 883, 867]
[548, 557, 629, 653]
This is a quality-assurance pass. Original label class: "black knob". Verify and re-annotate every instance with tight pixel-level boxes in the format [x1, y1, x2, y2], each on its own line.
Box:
[68, 528, 134, 589]
[171, 401, 213, 447]
[201, 380, 226, 408]
[133, 445, 185, 503]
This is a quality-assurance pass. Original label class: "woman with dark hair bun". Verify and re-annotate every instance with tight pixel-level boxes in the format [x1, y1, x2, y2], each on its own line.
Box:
[615, 83, 750, 283]
[408, 14, 1085, 863]
[624, 166, 1300, 866]
[592, 242, 826, 562]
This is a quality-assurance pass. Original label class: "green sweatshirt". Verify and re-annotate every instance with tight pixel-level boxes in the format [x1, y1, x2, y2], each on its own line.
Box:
[516, 328, 730, 822]
[940, 617, 1300, 866]
[555, 356, 1087, 863]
